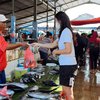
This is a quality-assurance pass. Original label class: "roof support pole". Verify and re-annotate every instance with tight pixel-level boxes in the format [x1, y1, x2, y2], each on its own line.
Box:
[46, 0, 49, 30]
[32, 0, 37, 39]
[54, 0, 56, 39]
[10, 0, 16, 43]
[12, 0, 14, 16]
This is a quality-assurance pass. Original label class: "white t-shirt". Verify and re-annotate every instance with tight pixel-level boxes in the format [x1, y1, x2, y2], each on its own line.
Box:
[58, 28, 77, 65]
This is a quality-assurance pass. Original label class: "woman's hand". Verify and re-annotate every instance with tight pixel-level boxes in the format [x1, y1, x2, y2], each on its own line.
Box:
[52, 49, 58, 57]
[31, 43, 39, 47]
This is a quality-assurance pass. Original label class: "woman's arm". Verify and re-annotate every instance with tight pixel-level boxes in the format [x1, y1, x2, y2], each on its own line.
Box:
[32, 40, 58, 49]
[53, 42, 72, 55]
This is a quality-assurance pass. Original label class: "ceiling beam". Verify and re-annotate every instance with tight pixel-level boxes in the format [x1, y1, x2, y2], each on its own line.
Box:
[18, 18, 54, 28]
[38, 17, 54, 24]
[0, 0, 11, 5]
[5, 2, 43, 15]
[39, 0, 55, 11]
[7, 9, 53, 23]
[90, 1, 100, 5]
[56, 0, 78, 8]
[56, 0, 65, 11]
[17, 9, 53, 21]
[16, 14, 54, 26]
[64, 1, 89, 11]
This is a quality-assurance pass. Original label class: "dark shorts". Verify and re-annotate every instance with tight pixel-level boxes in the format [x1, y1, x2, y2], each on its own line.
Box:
[59, 65, 77, 87]
[0, 70, 6, 84]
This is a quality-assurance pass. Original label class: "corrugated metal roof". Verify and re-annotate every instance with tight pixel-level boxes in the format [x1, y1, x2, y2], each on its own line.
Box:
[0, 0, 99, 27]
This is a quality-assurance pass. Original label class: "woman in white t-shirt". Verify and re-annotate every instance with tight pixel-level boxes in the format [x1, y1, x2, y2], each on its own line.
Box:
[33, 11, 77, 100]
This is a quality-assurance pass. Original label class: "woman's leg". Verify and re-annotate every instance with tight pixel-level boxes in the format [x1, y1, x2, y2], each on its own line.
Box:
[59, 65, 77, 100]
[62, 86, 74, 100]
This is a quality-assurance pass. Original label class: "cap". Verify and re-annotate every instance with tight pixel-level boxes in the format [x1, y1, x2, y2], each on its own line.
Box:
[0, 14, 8, 22]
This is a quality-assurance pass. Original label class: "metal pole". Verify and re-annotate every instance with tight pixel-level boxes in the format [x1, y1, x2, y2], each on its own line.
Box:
[54, 0, 56, 39]
[46, 0, 48, 30]
[12, 0, 14, 16]
[33, 0, 37, 39]
[11, 0, 16, 43]
[34, 0, 37, 22]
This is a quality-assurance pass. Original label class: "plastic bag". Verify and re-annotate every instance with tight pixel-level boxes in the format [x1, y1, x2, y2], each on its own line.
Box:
[0, 86, 9, 98]
[24, 47, 37, 68]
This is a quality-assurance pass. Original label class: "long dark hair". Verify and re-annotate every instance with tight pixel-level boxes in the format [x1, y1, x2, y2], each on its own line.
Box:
[55, 11, 73, 38]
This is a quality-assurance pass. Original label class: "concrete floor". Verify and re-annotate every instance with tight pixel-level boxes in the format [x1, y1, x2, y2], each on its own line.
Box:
[5, 55, 100, 100]
[74, 57, 100, 100]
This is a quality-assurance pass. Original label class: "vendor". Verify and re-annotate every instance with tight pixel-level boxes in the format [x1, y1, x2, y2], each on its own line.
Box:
[0, 14, 29, 84]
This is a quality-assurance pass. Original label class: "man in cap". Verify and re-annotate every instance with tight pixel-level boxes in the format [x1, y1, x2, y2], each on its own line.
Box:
[0, 14, 29, 84]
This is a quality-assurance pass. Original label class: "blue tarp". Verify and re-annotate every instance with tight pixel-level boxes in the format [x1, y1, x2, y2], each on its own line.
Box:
[20, 30, 31, 35]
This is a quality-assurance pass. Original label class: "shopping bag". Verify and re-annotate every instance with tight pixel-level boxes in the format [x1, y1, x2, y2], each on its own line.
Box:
[24, 47, 37, 68]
